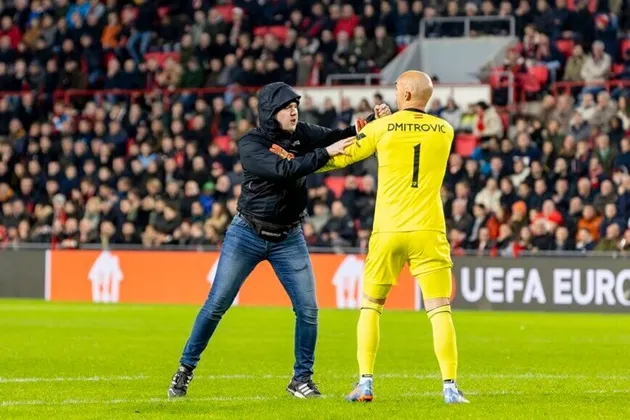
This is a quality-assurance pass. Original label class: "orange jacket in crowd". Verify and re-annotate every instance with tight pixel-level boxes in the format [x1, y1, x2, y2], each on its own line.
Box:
[577, 215, 603, 241]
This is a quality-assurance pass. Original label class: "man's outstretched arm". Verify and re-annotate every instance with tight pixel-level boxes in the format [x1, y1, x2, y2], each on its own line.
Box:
[316, 122, 379, 173]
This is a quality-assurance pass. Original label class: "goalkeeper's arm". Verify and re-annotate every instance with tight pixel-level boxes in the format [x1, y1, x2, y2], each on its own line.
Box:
[316, 122, 379, 173]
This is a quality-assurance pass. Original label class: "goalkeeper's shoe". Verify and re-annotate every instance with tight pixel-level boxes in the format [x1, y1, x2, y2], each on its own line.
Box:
[286, 378, 321, 398]
[443, 386, 469, 404]
[168, 365, 194, 398]
[345, 380, 373, 402]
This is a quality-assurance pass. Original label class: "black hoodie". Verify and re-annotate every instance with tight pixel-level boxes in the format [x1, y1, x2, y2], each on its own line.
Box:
[237, 82, 366, 225]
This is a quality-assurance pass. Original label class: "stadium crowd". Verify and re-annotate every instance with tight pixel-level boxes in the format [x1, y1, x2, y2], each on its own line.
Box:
[0, 0, 629, 254]
[0, 85, 628, 254]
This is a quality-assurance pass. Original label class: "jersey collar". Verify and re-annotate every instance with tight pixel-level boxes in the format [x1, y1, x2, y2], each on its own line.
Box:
[405, 108, 426, 113]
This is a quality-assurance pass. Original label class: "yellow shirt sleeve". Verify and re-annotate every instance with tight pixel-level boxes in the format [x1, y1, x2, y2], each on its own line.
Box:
[316, 121, 379, 173]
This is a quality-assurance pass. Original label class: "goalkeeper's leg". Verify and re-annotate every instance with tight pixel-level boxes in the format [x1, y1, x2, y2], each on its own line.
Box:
[420, 268, 469, 404]
[346, 282, 391, 402]
[346, 232, 404, 402]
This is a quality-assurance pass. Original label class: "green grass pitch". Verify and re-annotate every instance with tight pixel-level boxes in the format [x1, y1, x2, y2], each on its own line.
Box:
[1, 300, 629, 419]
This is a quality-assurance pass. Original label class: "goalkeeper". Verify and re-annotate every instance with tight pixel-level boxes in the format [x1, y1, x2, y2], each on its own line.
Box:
[318, 71, 469, 404]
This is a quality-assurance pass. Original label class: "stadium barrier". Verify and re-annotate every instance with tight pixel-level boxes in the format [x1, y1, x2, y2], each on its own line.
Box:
[1, 250, 624, 313]
[419, 15, 516, 39]
[43, 85, 492, 111]
[0, 249, 47, 299]
[0, 84, 493, 113]
[551, 80, 630, 96]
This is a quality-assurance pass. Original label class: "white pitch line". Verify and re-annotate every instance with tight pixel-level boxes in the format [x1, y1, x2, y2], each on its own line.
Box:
[0, 375, 150, 384]
[2, 372, 630, 384]
[2, 389, 629, 408]
[0, 395, 281, 407]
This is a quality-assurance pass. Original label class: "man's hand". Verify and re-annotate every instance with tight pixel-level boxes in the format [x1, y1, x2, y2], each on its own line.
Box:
[356, 118, 367, 132]
[325, 137, 355, 157]
[374, 104, 391, 118]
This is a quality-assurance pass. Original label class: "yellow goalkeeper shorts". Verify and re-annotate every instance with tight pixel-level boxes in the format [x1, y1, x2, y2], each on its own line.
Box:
[363, 230, 453, 300]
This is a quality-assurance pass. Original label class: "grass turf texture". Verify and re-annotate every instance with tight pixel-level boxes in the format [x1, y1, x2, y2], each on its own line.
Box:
[1, 300, 629, 419]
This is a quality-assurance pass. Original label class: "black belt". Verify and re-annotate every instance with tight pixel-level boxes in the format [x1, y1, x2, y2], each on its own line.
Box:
[238, 212, 300, 242]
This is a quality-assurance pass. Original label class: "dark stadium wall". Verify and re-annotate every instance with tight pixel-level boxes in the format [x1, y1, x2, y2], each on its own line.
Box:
[40, 250, 630, 313]
[0, 250, 47, 299]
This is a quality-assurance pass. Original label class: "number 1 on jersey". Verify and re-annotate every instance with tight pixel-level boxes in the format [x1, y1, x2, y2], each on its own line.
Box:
[411, 143, 420, 188]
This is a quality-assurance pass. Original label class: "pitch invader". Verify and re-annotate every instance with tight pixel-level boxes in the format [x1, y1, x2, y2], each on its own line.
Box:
[317, 71, 469, 404]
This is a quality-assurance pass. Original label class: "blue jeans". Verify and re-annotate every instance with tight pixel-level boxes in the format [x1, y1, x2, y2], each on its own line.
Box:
[180, 215, 318, 381]
[127, 31, 152, 63]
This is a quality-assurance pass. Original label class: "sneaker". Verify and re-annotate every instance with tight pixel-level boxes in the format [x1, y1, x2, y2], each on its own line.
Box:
[443, 386, 470, 404]
[286, 378, 321, 399]
[345, 380, 374, 402]
[168, 365, 194, 398]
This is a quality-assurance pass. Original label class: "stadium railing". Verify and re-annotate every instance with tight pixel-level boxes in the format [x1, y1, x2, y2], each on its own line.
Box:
[325, 73, 382, 86]
[551, 79, 630, 96]
[419, 15, 516, 39]
[0, 84, 495, 115]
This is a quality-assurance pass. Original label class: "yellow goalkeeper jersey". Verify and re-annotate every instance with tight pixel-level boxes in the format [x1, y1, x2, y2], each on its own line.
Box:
[318, 109, 453, 233]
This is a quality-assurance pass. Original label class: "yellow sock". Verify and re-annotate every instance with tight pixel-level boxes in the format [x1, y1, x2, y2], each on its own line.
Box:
[427, 305, 458, 381]
[357, 306, 381, 376]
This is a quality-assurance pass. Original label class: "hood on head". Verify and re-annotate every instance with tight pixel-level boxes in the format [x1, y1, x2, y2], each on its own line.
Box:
[257, 82, 301, 139]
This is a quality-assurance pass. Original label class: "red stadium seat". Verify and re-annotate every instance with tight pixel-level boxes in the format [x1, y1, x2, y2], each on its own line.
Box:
[254, 25, 289, 42]
[519, 73, 542, 93]
[612, 63, 624, 75]
[214, 5, 235, 23]
[269, 25, 289, 42]
[213, 135, 232, 153]
[529, 65, 549, 85]
[324, 177, 346, 198]
[555, 39, 575, 58]
[454, 134, 479, 157]
[621, 39, 630, 56]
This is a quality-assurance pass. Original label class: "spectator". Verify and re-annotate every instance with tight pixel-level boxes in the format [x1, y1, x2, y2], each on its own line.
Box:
[475, 177, 502, 214]
[309, 200, 331, 234]
[595, 223, 622, 251]
[599, 202, 625, 238]
[616, 137, 630, 171]
[593, 134, 618, 173]
[594, 179, 618, 213]
[568, 111, 591, 142]
[580, 41, 611, 92]
[448, 199, 474, 240]
[322, 201, 356, 246]
[364, 25, 395, 70]
[441, 98, 462, 130]
[468, 226, 496, 256]
[551, 95, 575, 131]
[126, 0, 155, 64]
[577, 204, 602, 242]
[468, 204, 490, 245]
[530, 218, 553, 251]
[591, 91, 617, 133]
[474, 101, 503, 140]
[552, 226, 575, 251]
